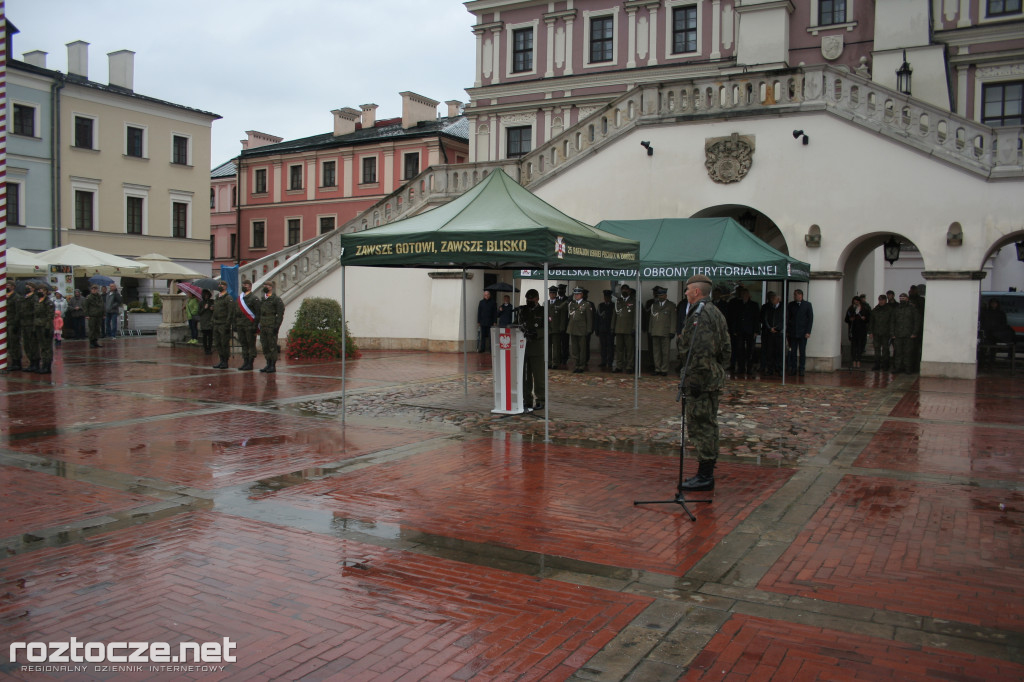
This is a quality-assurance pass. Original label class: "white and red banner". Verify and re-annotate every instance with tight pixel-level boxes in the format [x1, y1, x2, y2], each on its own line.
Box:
[490, 327, 526, 414]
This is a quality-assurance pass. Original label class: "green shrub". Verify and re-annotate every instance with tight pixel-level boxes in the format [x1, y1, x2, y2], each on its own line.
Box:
[286, 297, 358, 360]
[151, 292, 163, 310]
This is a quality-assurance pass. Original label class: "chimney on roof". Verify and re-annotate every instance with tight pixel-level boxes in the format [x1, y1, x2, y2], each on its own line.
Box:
[331, 107, 361, 136]
[241, 130, 284, 150]
[359, 103, 378, 129]
[107, 50, 135, 91]
[445, 100, 463, 118]
[22, 50, 48, 68]
[400, 91, 440, 129]
[67, 40, 89, 78]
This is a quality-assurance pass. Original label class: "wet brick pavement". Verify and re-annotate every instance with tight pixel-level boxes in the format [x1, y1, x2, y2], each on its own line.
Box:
[0, 337, 1022, 681]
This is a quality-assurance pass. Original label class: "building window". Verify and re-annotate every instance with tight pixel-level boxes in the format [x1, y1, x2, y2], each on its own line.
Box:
[506, 126, 532, 158]
[230, 233, 237, 260]
[172, 135, 190, 165]
[590, 16, 614, 63]
[982, 81, 1023, 126]
[287, 218, 301, 246]
[252, 220, 266, 249]
[289, 164, 303, 190]
[320, 216, 336, 234]
[987, 0, 1022, 16]
[126, 126, 145, 158]
[819, 0, 847, 25]
[322, 160, 337, 187]
[232, 188, 237, 207]
[126, 196, 144, 234]
[75, 190, 94, 230]
[13, 104, 36, 137]
[74, 116, 95, 149]
[403, 152, 420, 180]
[172, 202, 189, 238]
[210, 187, 216, 209]
[254, 168, 268, 194]
[362, 156, 377, 184]
[512, 28, 534, 73]
[6, 183, 21, 225]
[210, 236, 216, 261]
[672, 6, 698, 54]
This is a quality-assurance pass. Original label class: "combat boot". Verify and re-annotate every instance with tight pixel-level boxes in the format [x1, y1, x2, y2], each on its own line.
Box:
[679, 460, 715, 492]
[213, 356, 229, 369]
[25, 360, 39, 372]
[39, 362, 51, 375]
[265, 360, 276, 374]
[238, 358, 252, 371]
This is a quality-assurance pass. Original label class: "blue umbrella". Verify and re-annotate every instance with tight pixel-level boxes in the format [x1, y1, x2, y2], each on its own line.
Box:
[89, 274, 115, 286]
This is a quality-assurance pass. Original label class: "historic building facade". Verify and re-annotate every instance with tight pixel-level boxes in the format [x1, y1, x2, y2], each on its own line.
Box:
[234, 94, 469, 263]
[6, 34, 219, 279]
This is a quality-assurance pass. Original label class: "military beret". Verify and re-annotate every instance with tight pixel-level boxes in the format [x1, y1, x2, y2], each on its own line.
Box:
[653, 286, 667, 294]
[557, 284, 567, 290]
[685, 275, 713, 287]
[572, 287, 584, 294]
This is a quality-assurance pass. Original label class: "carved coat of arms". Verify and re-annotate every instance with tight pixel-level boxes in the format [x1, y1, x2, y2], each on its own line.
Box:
[821, 35, 844, 61]
[705, 134, 755, 184]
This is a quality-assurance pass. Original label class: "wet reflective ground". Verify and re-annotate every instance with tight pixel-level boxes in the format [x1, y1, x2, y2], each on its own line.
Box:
[1, 338, 1022, 680]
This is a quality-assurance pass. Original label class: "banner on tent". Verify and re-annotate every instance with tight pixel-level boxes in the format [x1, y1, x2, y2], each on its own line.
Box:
[516, 263, 793, 280]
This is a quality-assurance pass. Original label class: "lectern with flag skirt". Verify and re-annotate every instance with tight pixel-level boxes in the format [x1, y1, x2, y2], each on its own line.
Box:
[490, 327, 526, 414]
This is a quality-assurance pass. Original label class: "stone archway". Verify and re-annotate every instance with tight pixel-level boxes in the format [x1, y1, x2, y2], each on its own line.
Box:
[980, 231, 1024, 292]
[691, 204, 789, 254]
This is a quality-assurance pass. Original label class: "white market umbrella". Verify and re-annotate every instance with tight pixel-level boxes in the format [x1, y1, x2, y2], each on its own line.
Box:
[134, 253, 205, 279]
[36, 243, 149, 277]
[5, 247, 50, 276]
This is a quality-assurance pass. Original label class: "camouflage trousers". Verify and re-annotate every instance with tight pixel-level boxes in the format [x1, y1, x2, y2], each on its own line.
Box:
[893, 336, 915, 372]
[684, 390, 721, 464]
[7, 325, 22, 363]
[236, 325, 258, 362]
[214, 325, 233, 358]
[260, 328, 281, 362]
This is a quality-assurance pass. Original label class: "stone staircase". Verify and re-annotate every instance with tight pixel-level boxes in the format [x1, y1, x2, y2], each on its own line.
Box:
[242, 64, 1023, 306]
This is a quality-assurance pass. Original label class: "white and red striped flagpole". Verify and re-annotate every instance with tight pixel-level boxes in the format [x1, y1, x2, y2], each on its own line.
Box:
[0, 0, 9, 373]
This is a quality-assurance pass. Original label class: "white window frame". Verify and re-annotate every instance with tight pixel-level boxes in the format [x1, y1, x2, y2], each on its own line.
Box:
[318, 213, 338, 234]
[250, 219, 267, 250]
[974, 72, 1024, 125]
[664, 1, 702, 61]
[500, 121, 534, 159]
[808, 0, 857, 35]
[981, 0, 1023, 23]
[285, 215, 303, 246]
[123, 183, 150, 235]
[359, 154, 379, 185]
[124, 123, 148, 159]
[583, 8, 620, 69]
[170, 132, 192, 166]
[287, 163, 304, 192]
[320, 159, 338, 188]
[252, 166, 269, 195]
[6, 180, 24, 225]
[12, 101, 40, 138]
[70, 176, 101, 230]
[402, 151, 422, 180]
[169, 191, 193, 239]
[72, 113, 99, 151]
[505, 20, 539, 78]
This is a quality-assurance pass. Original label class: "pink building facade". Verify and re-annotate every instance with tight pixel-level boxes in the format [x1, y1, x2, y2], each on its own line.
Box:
[235, 93, 468, 263]
[209, 158, 238, 274]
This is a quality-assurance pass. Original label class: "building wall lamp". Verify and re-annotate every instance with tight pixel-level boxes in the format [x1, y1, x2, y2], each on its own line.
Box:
[946, 222, 963, 247]
[896, 50, 913, 96]
[792, 129, 809, 145]
[884, 235, 902, 265]
[640, 140, 654, 156]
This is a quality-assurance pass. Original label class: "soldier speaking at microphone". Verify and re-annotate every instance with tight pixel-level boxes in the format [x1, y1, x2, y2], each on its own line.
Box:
[676, 275, 731, 491]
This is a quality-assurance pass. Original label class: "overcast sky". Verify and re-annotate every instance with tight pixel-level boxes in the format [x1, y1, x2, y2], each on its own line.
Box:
[8, 0, 477, 167]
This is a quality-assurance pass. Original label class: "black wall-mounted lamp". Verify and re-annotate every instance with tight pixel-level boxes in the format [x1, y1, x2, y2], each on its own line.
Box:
[792, 129, 809, 145]
[640, 140, 654, 156]
[884, 236, 902, 265]
[1016, 240, 1024, 262]
[896, 50, 913, 96]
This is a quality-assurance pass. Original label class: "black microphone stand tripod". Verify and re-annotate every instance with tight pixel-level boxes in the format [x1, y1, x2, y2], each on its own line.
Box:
[634, 302, 713, 521]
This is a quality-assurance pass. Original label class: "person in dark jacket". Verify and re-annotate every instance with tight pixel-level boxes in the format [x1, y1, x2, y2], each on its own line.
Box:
[496, 295, 514, 326]
[84, 284, 105, 349]
[869, 294, 893, 371]
[762, 292, 784, 375]
[786, 289, 813, 376]
[845, 296, 870, 369]
[597, 290, 615, 369]
[198, 289, 215, 355]
[477, 290, 498, 352]
[6, 281, 23, 370]
[727, 286, 760, 375]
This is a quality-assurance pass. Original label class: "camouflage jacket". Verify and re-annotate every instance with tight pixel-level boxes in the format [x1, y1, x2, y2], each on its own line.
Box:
[891, 302, 921, 338]
[869, 303, 893, 338]
[678, 296, 731, 392]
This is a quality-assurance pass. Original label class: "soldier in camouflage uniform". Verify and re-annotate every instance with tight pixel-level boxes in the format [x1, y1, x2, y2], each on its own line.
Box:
[259, 281, 286, 373]
[5, 282, 23, 371]
[84, 284, 105, 348]
[211, 281, 236, 369]
[514, 288, 546, 409]
[235, 280, 261, 371]
[21, 282, 40, 371]
[891, 292, 921, 374]
[869, 294, 893, 371]
[647, 286, 678, 376]
[32, 284, 56, 374]
[677, 275, 731, 492]
[566, 287, 593, 373]
[612, 284, 637, 373]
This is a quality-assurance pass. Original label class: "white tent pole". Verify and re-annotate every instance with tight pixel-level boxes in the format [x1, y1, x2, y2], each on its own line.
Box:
[782, 280, 788, 386]
[634, 273, 641, 409]
[341, 265, 347, 428]
[462, 268, 468, 398]
[544, 262, 550, 443]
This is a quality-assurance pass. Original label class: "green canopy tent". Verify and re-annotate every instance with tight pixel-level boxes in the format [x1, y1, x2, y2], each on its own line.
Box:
[336, 169, 640, 438]
[516, 218, 812, 388]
